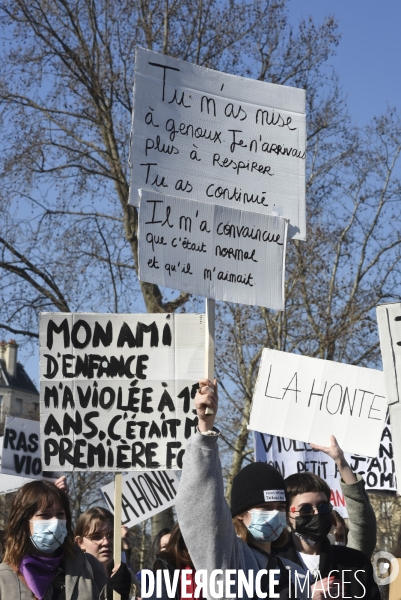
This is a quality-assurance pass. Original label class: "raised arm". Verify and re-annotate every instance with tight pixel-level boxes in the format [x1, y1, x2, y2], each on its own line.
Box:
[176, 379, 245, 573]
[310, 435, 376, 557]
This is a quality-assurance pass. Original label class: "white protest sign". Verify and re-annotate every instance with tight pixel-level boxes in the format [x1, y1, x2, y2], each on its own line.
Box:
[40, 313, 204, 471]
[253, 431, 349, 518]
[1, 416, 62, 481]
[0, 436, 34, 493]
[2, 416, 42, 478]
[130, 48, 306, 240]
[377, 302, 401, 493]
[101, 469, 179, 528]
[253, 414, 396, 518]
[249, 349, 387, 457]
[377, 303, 401, 406]
[138, 189, 287, 309]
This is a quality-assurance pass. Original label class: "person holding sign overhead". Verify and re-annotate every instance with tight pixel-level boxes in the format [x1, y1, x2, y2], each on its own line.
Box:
[176, 379, 312, 600]
[309, 435, 377, 559]
[0, 480, 130, 600]
[275, 466, 380, 600]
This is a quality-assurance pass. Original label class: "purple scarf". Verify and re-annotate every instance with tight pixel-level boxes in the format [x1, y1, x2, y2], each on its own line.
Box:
[19, 553, 64, 599]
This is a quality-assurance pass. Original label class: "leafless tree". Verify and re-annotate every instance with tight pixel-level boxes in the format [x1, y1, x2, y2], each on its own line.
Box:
[217, 109, 401, 499]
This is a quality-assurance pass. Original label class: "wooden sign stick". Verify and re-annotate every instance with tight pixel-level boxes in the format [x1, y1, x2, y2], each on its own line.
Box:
[113, 472, 123, 600]
[205, 298, 215, 413]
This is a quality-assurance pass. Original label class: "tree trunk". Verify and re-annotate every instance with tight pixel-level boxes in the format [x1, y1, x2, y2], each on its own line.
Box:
[151, 506, 175, 538]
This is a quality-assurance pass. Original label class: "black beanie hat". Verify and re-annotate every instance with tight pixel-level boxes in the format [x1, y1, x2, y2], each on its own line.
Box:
[230, 462, 286, 517]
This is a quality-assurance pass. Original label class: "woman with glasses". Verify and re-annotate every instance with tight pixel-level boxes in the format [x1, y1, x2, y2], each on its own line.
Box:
[75, 507, 132, 598]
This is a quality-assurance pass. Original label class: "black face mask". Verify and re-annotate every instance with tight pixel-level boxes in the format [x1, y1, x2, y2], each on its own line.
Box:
[295, 513, 333, 544]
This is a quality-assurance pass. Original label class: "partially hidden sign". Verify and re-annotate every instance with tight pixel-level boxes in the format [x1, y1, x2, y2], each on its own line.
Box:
[138, 189, 287, 309]
[1, 416, 62, 480]
[101, 469, 179, 528]
[377, 302, 401, 406]
[2, 416, 42, 478]
[377, 302, 401, 494]
[0, 436, 34, 493]
[253, 414, 396, 519]
[249, 349, 387, 457]
[129, 47, 306, 240]
[40, 313, 204, 471]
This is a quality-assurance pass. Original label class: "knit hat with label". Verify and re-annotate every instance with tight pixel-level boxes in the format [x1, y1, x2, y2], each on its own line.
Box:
[230, 462, 286, 517]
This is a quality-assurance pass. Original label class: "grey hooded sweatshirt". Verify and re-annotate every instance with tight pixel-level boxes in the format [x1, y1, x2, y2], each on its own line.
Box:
[175, 431, 309, 600]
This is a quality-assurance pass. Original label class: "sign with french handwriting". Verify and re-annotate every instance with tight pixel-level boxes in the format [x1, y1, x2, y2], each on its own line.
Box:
[129, 48, 306, 240]
[40, 313, 204, 471]
[249, 349, 387, 457]
[138, 189, 287, 310]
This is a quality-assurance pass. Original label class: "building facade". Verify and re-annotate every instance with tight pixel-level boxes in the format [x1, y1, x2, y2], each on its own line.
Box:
[0, 340, 39, 435]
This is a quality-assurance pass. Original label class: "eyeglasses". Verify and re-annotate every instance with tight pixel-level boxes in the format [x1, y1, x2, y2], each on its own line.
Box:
[85, 531, 114, 544]
[290, 501, 332, 517]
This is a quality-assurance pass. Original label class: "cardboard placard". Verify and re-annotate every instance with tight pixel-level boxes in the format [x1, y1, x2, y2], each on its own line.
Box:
[138, 189, 287, 310]
[377, 302, 401, 406]
[2, 416, 42, 478]
[377, 302, 401, 493]
[129, 48, 306, 240]
[253, 414, 396, 519]
[40, 313, 204, 471]
[101, 469, 179, 528]
[0, 436, 34, 493]
[1, 417, 62, 480]
[249, 349, 387, 457]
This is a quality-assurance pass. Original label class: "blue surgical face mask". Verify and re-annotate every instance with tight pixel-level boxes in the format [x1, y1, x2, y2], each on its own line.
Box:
[30, 519, 68, 553]
[246, 509, 287, 542]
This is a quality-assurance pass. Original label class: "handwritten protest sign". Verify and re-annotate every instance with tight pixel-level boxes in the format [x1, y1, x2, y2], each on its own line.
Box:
[0, 436, 34, 493]
[40, 313, 204, 471]
[101, 469, 179, 528]
[249, 349, 387, 457]
[130, 48, 306, 240]
[377, 302, 401, 406]
[138, 189, 287, 309]
[1, 417, 62, 481]
[253, 414, 396, 518]
[2, 417, 42, 478]
[377, 302, 401, 493]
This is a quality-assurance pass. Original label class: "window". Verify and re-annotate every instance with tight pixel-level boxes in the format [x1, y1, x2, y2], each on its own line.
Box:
[13, 397, 22, 415]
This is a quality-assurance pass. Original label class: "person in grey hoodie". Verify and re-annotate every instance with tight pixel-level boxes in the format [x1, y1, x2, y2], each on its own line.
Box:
[175, 379, 338, 600]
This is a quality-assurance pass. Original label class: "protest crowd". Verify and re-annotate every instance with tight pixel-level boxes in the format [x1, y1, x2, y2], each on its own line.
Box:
[0, 377, 399, 599]
[1, 9, 401, 600]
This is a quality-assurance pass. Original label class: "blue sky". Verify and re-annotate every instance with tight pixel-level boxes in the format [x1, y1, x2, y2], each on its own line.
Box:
[288, 0, 401, 126]
[22, 0, 401, 385]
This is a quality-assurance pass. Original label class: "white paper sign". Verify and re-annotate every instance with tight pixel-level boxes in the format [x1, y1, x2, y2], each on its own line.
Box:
[130, 48, 306, 240]
[0, 436, 34, 493]
[101, 469, 179, 528]
[377, 302, 401, 493]
[249, 349, 387, 457]
[40, 313, 204, 471]
[253, 414, 396, 518]
[2, 416, 42, 478]
[138, 189, 287, 309]
[1, 417, 62, 480]
[377, 303, 401, 405]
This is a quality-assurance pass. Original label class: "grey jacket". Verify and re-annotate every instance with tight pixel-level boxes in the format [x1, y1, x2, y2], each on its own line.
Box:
[340, 475, 377, 558]
[0, 550, 107, 600]
[175, 431, 308, 600]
